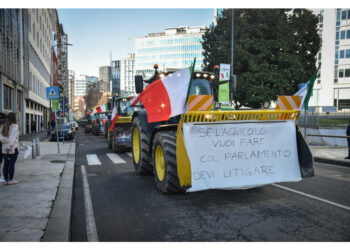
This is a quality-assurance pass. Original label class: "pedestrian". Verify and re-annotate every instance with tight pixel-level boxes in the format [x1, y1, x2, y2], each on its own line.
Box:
[345, 117, 350, 160]
[0, 112, 20, 185]
[0, 112, 7, 183]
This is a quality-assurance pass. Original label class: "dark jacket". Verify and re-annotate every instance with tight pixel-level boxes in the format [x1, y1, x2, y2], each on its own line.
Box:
[346, 123, 350, 143]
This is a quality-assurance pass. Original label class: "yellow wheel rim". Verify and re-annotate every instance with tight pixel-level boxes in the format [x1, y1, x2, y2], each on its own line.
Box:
[133, 127, 140, 164]
[155, 145, 165, 181]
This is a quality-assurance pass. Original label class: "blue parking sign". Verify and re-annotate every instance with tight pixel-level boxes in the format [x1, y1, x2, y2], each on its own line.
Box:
[46, 86, 59, 100]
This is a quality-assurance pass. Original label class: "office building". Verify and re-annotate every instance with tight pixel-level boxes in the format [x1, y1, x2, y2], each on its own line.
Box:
[99, 65, 112, 92]
[310, 9, 350, 109]
[74, 75, 98, 96]
[68, 70, 75, 110]
[135, 26, 205, 79]
[120, 53, 135, 94]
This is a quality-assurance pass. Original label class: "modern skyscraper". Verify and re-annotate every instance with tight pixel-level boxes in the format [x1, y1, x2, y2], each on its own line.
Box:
[120, 53, 135, 94]
[135, 26, 205, 79]
[311, 8, 350, 109]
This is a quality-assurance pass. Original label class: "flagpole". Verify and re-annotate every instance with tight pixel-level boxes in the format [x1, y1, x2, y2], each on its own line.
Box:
[184, 57, 196, 111]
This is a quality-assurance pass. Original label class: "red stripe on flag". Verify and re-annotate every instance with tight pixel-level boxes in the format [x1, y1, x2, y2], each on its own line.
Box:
[109, 114, 120, 131]
[96, 106, 102, 113]
[138, 79, 171, 123]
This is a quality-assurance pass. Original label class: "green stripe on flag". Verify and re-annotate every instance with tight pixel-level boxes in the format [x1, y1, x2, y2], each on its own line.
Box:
[304, 64, 321, 111]
[184, 57, 196, 109]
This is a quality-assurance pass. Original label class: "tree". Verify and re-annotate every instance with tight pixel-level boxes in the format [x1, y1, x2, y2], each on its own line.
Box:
[84, 82, 102, 111]
[202, 9, 321, 109]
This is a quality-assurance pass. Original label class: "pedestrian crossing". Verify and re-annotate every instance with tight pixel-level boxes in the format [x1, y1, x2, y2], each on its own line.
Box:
[86, 152, 131, 166]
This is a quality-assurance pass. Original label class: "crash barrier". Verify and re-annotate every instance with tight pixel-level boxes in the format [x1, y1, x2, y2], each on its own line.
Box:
[297, 111, 350, 129]
[307, 134, 350, 145]
[183, 110, 300, 123]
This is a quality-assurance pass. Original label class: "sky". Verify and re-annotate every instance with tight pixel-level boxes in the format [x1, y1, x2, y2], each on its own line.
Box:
[57, 9, 215, 77]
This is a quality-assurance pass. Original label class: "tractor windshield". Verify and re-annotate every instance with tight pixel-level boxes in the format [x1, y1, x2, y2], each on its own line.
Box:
[119, 100, 136, 116]
[189, 78, 212, 95]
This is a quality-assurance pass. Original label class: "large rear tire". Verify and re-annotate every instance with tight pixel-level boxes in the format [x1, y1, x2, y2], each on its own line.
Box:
[132, 116, 152, 175]
[152, 131, 182, 193]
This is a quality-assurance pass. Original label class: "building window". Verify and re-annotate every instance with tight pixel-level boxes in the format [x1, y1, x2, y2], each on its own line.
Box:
[341, 30, 346, 39]
[347, 30, 350, 39]
[346, 49, 350, 58]
[342, 10, 347, 20]
[346, 69, 350, 77]
[340, 50, 345, 58]
[3, 85, 12, 110]
[339, 69, 344, 78]
[348, 10, 350, 19]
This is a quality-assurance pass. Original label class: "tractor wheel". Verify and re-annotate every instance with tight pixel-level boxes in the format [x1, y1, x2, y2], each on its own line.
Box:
[132, 116, 152, 175]
[152, 131, 182, 193]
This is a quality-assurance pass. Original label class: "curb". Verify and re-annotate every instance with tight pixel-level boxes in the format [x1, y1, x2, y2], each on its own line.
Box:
[314, 157, 350, 167]
[43, 144, 75, 242]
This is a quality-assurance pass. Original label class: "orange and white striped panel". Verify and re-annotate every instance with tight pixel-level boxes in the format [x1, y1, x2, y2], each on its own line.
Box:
[187, 95, 213, 111]
[276, 96, 302, 110]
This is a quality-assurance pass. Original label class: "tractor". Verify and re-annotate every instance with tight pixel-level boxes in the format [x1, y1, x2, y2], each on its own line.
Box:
[131, 65, 314, 193]
[107, 94, 138, 152]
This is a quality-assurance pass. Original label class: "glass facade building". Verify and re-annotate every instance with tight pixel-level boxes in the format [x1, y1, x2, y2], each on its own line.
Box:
[120, 53, 135, 94]
[311, 8, 350, 109]
[135, 26, 205, 78]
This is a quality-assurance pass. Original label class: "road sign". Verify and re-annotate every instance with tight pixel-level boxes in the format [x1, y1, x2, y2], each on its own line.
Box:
[51, 99, 60, 111]
[219, 64, 230, 82]
[59, 96, 69, 112]
[46, 86, 59, 100]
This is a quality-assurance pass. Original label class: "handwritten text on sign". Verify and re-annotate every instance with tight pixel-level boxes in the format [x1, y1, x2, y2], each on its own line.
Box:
[182, 121, 302, 192]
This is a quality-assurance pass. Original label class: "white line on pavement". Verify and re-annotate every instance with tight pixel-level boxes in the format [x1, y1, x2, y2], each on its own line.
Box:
[107, 153, 127, 164]
[272, 184, 350, 212]
[86, 154, 101, 165]
[126, 152, 132, 158]
[81, 165, 99, 242]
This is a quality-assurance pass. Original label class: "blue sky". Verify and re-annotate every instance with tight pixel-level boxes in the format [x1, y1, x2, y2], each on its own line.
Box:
[57, 9, 215, 77]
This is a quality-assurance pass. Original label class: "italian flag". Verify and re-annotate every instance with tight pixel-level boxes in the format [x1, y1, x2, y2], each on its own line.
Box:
[109, 106, 120, 131]
[131, 65, 194, 123]
[294, 65, 320, 111]
[96, 103, 108, 113]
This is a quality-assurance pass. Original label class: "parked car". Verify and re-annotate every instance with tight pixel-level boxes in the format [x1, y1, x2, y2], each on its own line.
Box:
[51, 123, 75, 140]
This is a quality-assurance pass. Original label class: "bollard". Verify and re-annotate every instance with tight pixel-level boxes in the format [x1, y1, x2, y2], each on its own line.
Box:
[32, 138, 36, 159]
[36, 137, 40, 156]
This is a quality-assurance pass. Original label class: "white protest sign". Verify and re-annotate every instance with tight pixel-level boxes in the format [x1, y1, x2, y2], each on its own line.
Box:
[219, 64, 230, 81]
[182, 120, 302, 192]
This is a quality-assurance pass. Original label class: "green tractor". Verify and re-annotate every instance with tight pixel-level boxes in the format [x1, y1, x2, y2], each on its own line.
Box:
[131, 65, 314, 193]
[107, 94, 138, 152]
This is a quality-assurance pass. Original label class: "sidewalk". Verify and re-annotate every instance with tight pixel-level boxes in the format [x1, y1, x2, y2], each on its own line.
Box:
[0, 140, 75, 242]
[19, 130, 49, 142]
[310, 146, 350, 167]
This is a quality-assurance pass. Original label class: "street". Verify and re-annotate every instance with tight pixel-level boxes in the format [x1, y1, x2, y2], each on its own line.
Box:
[71, 128, 350, 242]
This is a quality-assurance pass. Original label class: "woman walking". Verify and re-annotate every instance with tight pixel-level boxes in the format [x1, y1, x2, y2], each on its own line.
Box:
[0, 113, 19, 185]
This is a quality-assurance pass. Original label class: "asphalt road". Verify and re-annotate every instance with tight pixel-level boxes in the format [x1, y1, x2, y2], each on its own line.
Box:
[71, 128, 350, 242]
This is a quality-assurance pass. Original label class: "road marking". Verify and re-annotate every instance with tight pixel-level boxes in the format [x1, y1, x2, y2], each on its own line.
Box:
[81, 165, 99, 242]
[107, 153, 126, 164]
[273, 184, 350, 212]
[86, 154, 101, 165]
[126, 152, 132, 158]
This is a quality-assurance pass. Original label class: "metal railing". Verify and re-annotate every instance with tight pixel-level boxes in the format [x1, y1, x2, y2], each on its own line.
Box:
[297, 111, 350, 129]
[307, 134, 350, 144]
